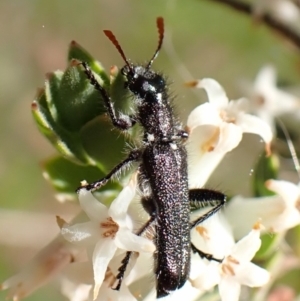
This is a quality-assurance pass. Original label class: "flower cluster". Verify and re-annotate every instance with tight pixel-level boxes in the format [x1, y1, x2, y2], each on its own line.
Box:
[60, 176, 155, 300]
[2, 40, 300, 301]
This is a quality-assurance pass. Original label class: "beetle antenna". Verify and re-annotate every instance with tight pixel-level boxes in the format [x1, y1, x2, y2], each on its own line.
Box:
[104, 30, 133, 72]
[146, 17, 164, 69]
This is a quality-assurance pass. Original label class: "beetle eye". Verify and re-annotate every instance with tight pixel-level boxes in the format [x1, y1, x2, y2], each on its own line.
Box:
[154, 76, 165, 92]
[121, 66, 127, 76]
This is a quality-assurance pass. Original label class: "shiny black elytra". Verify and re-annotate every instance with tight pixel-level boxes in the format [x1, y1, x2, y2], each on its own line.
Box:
[78, 17, 226, 298]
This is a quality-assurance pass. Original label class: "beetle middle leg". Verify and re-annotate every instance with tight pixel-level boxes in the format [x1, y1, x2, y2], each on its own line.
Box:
[113, 196, 156, 290]
[189, 188, 226, 262]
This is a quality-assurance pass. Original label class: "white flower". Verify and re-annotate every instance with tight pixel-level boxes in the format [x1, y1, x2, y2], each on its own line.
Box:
[217, 224, 270, 301]
[0, 236, 80, 300]
[61, 278, 92, 301]
[248, 65, 300, 131]
[61, 261, 93, 301]
[225, 180, 300, 238]
[61, 262, 137, 301]
[190, 218, 270, 301]
[187, 78, 272, 187]
[189, 214, 234, 291]
[61, 175, 155, 300]
[266, 180, 300, 231]
[142, 281, 204, 301]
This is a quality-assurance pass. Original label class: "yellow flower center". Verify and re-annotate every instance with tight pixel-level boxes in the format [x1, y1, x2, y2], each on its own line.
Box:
[196, 226, 210, 240]
[201, 128, 220, 152]
[100, 217, 119, 238]
[220, 110, 236, 124]
[221, 255, 240, 276]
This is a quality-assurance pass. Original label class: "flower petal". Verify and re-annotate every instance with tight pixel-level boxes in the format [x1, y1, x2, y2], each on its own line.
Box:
[61, 222, 98, 245]
[92, 240, 117, 299]
[224, 194, 292, 238]
[0, 237, 78, 300]
[219, 278, 241, 301]
[61, 278, 92, 301]
[199, 78, 229, 108]
[253, 64, 299, 114]
[187, 123, 242, 188]
[187, 103, 222, 130]
[109, 176, 137, 226]
[217, 123, 243, 153]
[187, 124, 226, 187]
[63, 261, 93, 284]
[231, 228, 261, 262]
[188, 142, 225, 188]
[78, 188, 108, 222]
[236, 113, 273, 144]
[114, 228, 155, 253]
[272, 207, 300, 232]
[190, 258, 220, 291]
[254, 65, 276, 92]
[124, 252, 153, 285]
[191, 214, 234, 258]
[234, 262, 270, 287]
[266, 180, 299, 208]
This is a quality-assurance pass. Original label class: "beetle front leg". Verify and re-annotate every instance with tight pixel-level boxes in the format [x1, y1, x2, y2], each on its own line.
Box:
[77, 149, 142, 192]
[80, 62, 135, 130]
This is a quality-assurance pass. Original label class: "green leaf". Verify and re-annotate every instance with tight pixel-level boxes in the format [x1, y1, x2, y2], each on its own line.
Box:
[255, 232, 282, 260]
[110, 69, 132, 114]
[56, 63, 106, 132]
[253, 152, 279, 197]
[68, 40, 109, 86]
[80, 115, 130, 173]
[33, 40, 135, 188]
[43, 156, 121, 198]
[286, 225, 300, 258]
[32, 88, 93, 165]
[273, 268, 300, 295]
[44, 71, 63, 121]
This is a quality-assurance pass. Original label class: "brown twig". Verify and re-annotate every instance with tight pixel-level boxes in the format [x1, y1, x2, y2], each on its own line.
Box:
[205, 0, 300, 50]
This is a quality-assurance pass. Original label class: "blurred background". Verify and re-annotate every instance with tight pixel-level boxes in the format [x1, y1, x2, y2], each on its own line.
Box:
[1, 1, 300, 300]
